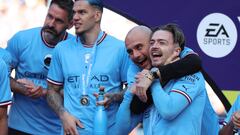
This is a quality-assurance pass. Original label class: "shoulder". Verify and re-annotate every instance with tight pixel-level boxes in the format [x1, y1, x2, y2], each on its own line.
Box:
[104, 33, 124, 47]
[0, 59, 7, 68]
[180, 46, 198, 58]
[66, 33, 75, 40]
[54, 37, 77, 51]
[11, 27, 41, 40]
[176, 72, 205, 86]
[0, 48, 12, 65]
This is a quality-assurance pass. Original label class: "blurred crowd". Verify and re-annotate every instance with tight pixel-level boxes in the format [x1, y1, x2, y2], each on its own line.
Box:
[0, 0, 47, 48]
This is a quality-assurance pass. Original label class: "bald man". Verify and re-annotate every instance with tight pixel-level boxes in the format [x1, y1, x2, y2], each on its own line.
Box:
[125, 26, 202, 113]
[115, 25, 219, 135]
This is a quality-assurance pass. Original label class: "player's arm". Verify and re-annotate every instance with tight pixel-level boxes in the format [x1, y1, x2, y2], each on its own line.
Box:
[46, 82, 83, 135]
[130, 53, 202, 114]
[46, 82, 65, 117]
[10, 77, 28, 95]
[115, 85, 142, 135]
[0, 60, 11, 135]
[159, 53, 202, 82]
[219, 121, 237, 135]
[0, 106, 8, 135]
[219, 97, 240, 135]
[151, 81, 188, 120]
[10, 77, 46, 98]
[96, 85, 127, 108]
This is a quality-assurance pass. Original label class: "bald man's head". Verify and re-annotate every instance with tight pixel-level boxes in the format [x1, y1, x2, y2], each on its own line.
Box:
[126, 25, 152, 42]
[125, 26, 152, 69]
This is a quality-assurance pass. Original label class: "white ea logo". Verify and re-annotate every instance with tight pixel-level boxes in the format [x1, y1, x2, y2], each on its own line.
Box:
[197, 13, 237, 58]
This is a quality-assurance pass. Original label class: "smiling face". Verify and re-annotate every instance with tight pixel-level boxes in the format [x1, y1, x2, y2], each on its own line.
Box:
[149, 30, 181, 67]
[125, 26, 152, 69]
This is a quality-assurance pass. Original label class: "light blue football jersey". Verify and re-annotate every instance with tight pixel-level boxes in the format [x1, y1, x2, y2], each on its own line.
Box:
[6, 27, 73, 135]
[47, 31, 130, 135]
[117, 47, 219, 134]
[0, 48, 12, 72]
[0, 59, 12, 107]
[224, 95, 240, 134]
[144, 71, 206, 135]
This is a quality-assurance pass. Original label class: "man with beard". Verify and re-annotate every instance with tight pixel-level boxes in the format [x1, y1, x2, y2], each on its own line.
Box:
[6, 0, 74, 134]
[46, 0, 130, 135]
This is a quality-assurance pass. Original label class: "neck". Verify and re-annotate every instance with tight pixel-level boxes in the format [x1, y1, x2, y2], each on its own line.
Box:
[42, 31, 66, 47]
[79, 26, 101, 47]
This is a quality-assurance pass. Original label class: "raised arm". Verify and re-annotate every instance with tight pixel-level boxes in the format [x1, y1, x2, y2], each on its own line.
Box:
[115, 85, 142, 135]
[130, 53, 202, 114]
[159, 53, 202, 82]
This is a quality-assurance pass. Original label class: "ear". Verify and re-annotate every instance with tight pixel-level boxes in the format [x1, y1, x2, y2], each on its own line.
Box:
[95, 10, 102, 22]
[174, 47, 181, 56]
[67, 20, 74, 30]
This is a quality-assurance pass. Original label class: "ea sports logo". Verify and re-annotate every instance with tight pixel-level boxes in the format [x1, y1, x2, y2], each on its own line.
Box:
[197, 13, 237, 58]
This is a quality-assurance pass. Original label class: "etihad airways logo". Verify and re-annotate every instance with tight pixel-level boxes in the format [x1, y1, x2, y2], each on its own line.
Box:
[197, 13, 237, 58]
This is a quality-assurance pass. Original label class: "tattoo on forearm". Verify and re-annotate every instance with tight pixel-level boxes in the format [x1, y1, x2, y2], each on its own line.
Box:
[46, 84, 65, 116]
[10, 77, 28, 94]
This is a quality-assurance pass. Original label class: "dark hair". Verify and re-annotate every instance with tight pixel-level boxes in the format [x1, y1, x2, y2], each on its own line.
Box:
[75, 0, 103, 12]
[50, 0, 74, 21]
[152, 23, 185, 51]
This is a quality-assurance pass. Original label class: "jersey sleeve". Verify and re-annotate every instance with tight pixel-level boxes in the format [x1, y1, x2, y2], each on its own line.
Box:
[127, 63, 140, 86]
[119, 44, 131, 84]
[180, 47, 198, 58]
[0, 60, 12, 106]
[47, 46, 64, 86]
[151, 73, 203, 120]
[6, 32, 22, 69]
[224, 95, 240, 124]
[171, 73, 203, 104]
[0, 48, 12, 73]
[114, 89, 142, 135]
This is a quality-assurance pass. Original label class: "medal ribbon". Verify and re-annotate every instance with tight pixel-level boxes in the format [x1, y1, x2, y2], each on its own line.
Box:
[81, 31, 105, 95]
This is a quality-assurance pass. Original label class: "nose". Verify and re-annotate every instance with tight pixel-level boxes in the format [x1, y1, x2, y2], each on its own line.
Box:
[73, 13, 80, 21]
[48, 19, 55, 28]
[133, 50, 141, 59]
[150, 42, 160, 51]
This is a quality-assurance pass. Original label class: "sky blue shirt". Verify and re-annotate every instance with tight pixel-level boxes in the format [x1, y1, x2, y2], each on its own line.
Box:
[0, 59, 12, 107]
[224, 95, 240, 134]
[0, 48, 12, 72]
[6, 27, 73, 135]
[47, 31, 130, 135]
[116, 47, 219, 135]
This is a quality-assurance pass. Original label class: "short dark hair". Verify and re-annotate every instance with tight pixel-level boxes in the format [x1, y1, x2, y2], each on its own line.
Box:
[50, 0, 74, 21]
[152, 23, 185, 51]
[75, 0, 103, 12]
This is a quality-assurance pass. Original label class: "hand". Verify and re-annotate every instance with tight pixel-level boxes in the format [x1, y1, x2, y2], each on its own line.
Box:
[60, 111, 84, 135]
[232, 111, 240, 128]
[17, 78, 46, 98]
[135, 69, 153, 102]
[164, 51, 180, 65]
[94, 92, 121, 108]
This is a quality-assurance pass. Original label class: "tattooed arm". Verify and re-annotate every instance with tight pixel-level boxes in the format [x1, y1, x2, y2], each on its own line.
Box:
[46, 82, 65, 116]
[46, 82, 83, 135]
